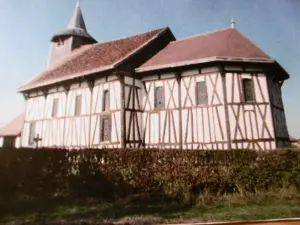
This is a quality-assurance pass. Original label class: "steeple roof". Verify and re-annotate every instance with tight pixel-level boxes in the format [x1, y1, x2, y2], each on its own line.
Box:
[51, 2, 96, 42]
[68, 1, 86, 31]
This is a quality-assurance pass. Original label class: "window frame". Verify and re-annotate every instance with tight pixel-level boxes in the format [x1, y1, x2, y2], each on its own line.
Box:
[154, 86, 165, 109]
[242, 78, 255, 102]
[195, 81, 208, 105]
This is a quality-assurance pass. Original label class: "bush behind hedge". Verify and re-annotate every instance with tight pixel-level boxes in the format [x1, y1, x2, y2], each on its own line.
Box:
[0, 148, 299, 201]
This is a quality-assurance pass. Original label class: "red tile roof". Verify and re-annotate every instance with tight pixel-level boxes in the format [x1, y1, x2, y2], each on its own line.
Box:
[289, 136, 298, 142]
[0, 114, 24, 137]
[138, 28, 273, 72]
[19, 28, 166, 91]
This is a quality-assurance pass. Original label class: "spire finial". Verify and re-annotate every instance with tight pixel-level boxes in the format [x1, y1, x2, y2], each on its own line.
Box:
[230, 16, 235, 29]
[68, 0, 86, 30]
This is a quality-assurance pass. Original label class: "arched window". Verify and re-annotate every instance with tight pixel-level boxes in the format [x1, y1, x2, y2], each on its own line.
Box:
[103, 90, 110, 111]
[242, 78, 255, 102]
[155, 86, 164, 109]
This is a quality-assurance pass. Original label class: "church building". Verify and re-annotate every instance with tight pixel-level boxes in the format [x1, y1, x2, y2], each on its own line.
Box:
[17, 3, 290, 150]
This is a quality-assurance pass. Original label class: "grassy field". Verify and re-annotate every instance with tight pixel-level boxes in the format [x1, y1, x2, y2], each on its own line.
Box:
[1, 190, 300, 225]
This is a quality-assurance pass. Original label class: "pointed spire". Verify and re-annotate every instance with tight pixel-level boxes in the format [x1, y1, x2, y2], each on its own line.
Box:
[230, 16, 236, 29]
[68, 1, 87, 31]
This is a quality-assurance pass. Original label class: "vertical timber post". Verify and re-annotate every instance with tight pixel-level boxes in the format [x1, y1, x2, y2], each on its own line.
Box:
[219, 64, 232, 149]
[176, 71, 183, 149]
[88, 79, 94, 148]
[120, 72, 126, 148]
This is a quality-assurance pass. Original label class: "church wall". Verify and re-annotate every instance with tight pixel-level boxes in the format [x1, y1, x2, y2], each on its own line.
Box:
[90, 78, 121, 148]
[267, 78, 290, 148]
[141, 73, 181, 148]
[21, 76, 122, 149]
[180, 71, 227, 150]
[225, 72, 276, 150]
[22, 83, 89, 148]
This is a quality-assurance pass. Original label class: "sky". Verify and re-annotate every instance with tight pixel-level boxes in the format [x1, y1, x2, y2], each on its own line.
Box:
[0, 0, 299, 137]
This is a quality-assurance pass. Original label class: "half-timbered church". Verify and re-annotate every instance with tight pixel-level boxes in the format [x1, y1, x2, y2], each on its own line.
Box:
[17, 3, 290, 150]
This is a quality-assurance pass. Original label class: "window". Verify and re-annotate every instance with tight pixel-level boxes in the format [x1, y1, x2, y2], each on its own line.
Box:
[242, 78, 255, 102]
[57, 38, 64, 46]
[74, 95, 82, 116]
[196, 81, 208, 105]
[3, 137, 15, 148]
[28, 122, 36, 146]
[103, 90, 110, 112]
[154, 86, 164, 109]
[52, 98, 59, 117]
[100, 116, 111, 142]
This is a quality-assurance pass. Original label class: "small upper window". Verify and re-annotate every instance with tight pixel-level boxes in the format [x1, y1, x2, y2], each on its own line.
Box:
[52, 98, 59, 117]
[103, 90, 110, 112]
[242, 78, 255, 102]
[196, 81, 208, 105]
[74, 95, 82, 116]
[57, 38, 64, 46]
[154, 86, 164, 109]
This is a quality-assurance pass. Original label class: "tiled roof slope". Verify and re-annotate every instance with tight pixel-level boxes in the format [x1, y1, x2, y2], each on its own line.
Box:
[138, 28, 272, 71]
[0, 114, 24, 137]
[19, 28, 166, 91]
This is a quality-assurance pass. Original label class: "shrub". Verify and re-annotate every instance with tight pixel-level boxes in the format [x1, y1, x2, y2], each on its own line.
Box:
[0, 147, 299, 201]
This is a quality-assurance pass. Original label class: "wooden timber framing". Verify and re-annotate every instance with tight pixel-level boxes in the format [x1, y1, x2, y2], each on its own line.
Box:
[219, 64, 232, 149]
[21, 57, 290, 150]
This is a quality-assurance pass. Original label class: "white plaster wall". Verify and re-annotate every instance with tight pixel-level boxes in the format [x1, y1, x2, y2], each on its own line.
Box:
[142, 74, 180, 148]
[0, 137, 3, 147]
[226, 73, 276, 150]
[15, 136, 21, 148]
[90, 79, 121, 148]
[181, 72, 227, 149]
[21, 78, 122, 149]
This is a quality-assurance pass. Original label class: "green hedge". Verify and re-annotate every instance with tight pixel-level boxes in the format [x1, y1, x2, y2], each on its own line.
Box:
[0, 148, 299, 200]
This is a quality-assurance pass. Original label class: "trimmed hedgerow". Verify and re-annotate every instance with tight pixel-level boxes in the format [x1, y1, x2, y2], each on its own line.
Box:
[0, 148, 299, 200]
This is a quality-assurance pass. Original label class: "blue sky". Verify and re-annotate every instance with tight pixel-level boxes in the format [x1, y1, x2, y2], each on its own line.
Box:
[0, 0, 299, 137]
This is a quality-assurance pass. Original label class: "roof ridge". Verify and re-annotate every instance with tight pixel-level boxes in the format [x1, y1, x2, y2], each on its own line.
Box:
[172, 27, 231, 43]
[94, 27, 167, 46]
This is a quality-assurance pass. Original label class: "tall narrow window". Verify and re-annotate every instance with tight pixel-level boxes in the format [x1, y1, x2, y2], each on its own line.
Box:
[242, 78, 255, 102]
[28, 122, 36, 146]
[103, 90, 110, 112]
[196, 81, 208, 105]
[52, 98, 59, 117]
[100, 116, 111, 142]
[154, 86, 164, 109]
[74, 95, 82, 116]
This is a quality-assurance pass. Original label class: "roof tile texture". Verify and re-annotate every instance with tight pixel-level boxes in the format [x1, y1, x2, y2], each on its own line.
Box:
[140, 28, 271, 69]
[0, 114, 24, 137]
[20, 28, 164, 91]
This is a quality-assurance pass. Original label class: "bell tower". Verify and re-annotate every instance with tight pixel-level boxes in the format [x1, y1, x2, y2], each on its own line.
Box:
[48, 2, 97, 66]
